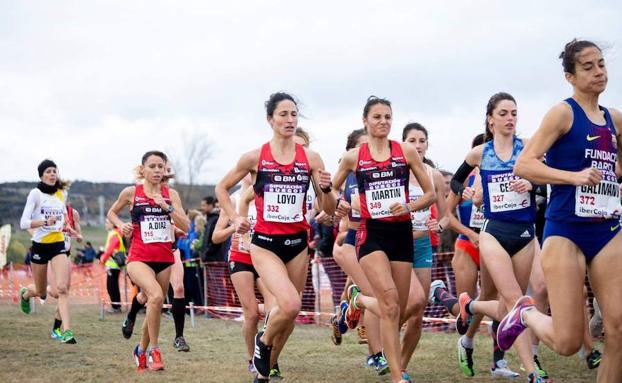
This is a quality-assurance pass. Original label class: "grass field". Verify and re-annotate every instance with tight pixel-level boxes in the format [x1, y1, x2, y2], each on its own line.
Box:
[0, 304, 599, 383]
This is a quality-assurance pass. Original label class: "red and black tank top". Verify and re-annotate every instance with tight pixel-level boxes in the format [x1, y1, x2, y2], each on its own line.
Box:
[253, 142, 311, 235]
[355, 140, 411, 223]
[128, 184, 174, 263]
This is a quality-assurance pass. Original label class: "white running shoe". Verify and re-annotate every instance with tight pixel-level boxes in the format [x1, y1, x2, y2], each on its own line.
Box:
[490, 359, 520, 378]
[428, 279, 447, 305]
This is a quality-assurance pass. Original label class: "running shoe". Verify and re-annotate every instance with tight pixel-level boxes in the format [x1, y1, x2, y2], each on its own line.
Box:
[455, 315, 470, 335]
[122, 316, 135, 339]
[50, 328, 63, 341]
[253, 376, 269, 383]
[253, 331, 272, 378]
[330, 315, 342, 345]
[357, 325, 368, 344]
[269, 363, 283, 381]
[148, 347, 164, 371]
[458, 292, 473, 326]
[345, 285, 362, 329]
[586, 348, 602, 369]
[248, 359, 257, 374]
[375, 353, 390, 376]
[173, 336, 190, 352]
[61, 329, 76, 344]
[133, 345, 147, 371]
[337, 300, 349, 334]
[497, 296, 535, 351]
[528, 372, 543, 383]
[428, 279, 446, 305]
[401, 370, 413, 382]
[533, 355, 550, 380]
[490, 359, 520, 378]
[366, 354, 375, 368]
[19, 287, 31, 314]
[457, 337, 475, 377]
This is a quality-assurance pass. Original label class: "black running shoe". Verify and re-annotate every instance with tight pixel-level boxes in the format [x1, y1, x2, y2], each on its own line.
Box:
[455, 315, 469, 335]
[174, 336, 190, 352]
[253, 376, 269, 383]
[586, 349, 602, 370]
[122, 316, 135, 339]
[253, 331, 272, 378]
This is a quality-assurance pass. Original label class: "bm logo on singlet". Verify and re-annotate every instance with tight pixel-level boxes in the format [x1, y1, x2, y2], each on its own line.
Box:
[371, 171, 394, 179]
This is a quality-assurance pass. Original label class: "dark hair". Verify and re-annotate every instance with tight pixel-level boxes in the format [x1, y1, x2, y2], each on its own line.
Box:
[363, 96, 391, 119]
[484, 92, 516, 141]
[401, 122, 435, 168]
[203, 196, 217, 205]
[471, 133, 485, 148]
[345, 129, 367, 150]
[141, 150, 168, 165]
[37, 158, 70, 190]
[265, 92, 297, 117]
[559, 39, 601, 74]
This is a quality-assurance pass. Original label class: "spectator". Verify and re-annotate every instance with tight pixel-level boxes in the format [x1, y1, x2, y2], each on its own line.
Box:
[100, 220, 125, 313]
[200, 196, 228, 262]
[77, 242, 97, 264]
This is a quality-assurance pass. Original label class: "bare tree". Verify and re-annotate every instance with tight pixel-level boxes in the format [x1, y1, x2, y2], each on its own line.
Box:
[169, 131, 215, 203]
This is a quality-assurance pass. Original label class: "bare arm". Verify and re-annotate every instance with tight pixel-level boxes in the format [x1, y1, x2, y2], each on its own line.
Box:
[215, 150, 258, 233]
[168, 189, 190, 233]
[515, 102, 601, 186]
[212, 206, 234, 244]
[107, 186, 135, 236]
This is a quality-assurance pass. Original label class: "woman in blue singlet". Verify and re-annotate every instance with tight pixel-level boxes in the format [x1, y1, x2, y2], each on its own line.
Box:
[449, 92, 544, 383]
[498, 39, 622, 382]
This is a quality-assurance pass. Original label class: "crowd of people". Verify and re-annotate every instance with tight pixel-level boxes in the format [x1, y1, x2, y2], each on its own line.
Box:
[16, 39, 622, 383]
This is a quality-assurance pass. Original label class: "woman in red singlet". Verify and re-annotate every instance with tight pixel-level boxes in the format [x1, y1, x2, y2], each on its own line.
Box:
[215, 92, 336, 382]
[331, 96, 436, 383]
[108, 151, 189, 372]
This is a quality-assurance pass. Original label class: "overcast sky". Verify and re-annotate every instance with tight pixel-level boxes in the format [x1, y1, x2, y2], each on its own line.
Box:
[1, 1, 621, 185]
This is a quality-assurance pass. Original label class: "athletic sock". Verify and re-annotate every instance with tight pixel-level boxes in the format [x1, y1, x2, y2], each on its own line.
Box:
[435, 288, 458, 314]
[128, 295, 145, 322]
[53, 318, 62, 332]
[461, 335, 474, 349]
[491, 320, 505, 363]
[172, 298, 186, 338]
[465, 300, 475, 316]
[531, 344, 539, 357]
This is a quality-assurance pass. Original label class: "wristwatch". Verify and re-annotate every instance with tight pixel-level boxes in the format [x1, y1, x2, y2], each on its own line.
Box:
[167, 205, 175, 214]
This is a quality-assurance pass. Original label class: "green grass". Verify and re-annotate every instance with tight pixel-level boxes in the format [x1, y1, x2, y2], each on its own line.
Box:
[0, 304, 598, 382]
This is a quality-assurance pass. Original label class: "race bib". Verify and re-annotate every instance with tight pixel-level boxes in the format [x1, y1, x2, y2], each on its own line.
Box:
[469, 206, 485, 228]
[575, 181, 622, 218]
[263, 184, 305, 223]
[140, 215, 172, 243]
[488, 175, 531, 212]
[41, 207, 64, 232]
[365, 180, 406, 219]
[409, 184, 429, 231]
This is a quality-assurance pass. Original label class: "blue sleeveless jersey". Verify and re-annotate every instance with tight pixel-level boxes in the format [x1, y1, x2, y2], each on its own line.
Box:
[546, 98, 621, 222]
[480, 136, 536, 223]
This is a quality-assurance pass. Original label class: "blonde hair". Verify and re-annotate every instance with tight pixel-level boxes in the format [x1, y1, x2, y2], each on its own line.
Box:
[295, 127, 311, 147]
